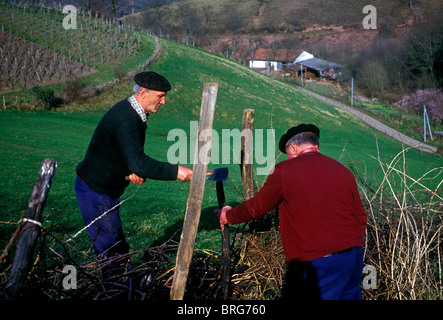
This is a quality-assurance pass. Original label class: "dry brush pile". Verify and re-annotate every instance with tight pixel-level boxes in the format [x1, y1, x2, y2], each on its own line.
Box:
[358, 147, 443, 299]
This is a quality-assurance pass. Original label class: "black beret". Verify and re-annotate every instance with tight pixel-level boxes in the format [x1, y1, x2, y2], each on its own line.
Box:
[134, 71, 171, 92]
[278, 124, 320, 153]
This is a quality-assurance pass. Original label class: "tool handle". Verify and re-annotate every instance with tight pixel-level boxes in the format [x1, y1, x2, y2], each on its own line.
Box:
[216, 180, 230, 299]
[216, 181, 226, 208]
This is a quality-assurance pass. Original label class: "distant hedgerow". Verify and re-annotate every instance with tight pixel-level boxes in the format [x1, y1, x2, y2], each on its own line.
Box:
[393, 89, 443, 124]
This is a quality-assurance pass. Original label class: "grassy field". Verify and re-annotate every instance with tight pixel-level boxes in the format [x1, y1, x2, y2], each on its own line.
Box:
[1, 34, 442, 265]
[301, 81, 443, 151]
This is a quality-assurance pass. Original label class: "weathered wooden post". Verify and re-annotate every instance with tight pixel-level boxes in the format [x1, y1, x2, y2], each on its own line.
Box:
[3, 158, 57, 299]
[170, 83, 218, 300]
[240, 109, 255, 201]
[240, 109, 272, 232]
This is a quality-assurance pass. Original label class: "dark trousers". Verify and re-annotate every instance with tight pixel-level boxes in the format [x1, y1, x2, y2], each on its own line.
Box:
[282, 247, 363, 300]
[75, 177, 129, 278]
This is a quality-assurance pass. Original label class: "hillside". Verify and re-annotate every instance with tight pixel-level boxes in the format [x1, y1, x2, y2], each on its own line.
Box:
[2, 33, 441, 241]
[0, 1, 156, 100]
[0, 2, 441, 253]
[0, 1, 442, 300]
[123, 0, 443, 104]
[123, 0, 442, 56]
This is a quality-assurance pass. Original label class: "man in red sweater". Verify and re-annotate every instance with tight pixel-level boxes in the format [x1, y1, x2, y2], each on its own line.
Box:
[215, 124, 367, 300]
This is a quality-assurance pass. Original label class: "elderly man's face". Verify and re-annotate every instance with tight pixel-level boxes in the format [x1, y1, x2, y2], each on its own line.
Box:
[138, 88, 167, 114]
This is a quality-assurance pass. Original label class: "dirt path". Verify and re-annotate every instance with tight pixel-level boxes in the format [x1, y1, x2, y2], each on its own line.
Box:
[298, 87, 437, 153]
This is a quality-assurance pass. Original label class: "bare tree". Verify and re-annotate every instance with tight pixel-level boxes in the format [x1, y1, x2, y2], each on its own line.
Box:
[151, 0, 166, 36]
[177, 2, 202, 46]
[407, 18, 443, 88]
[110, 0, 116, 18]
[224, 7, 245, 59]
[359, 59, 389, 97]
[201, 4, 215, 52]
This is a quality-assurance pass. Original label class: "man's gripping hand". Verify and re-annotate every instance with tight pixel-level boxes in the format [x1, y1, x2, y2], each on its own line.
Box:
[128, 173, 146, 185]
[177, 166, 193, 182]
[214, 206, 232, 231]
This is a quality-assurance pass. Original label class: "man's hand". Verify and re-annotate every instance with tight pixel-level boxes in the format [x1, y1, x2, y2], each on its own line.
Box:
[128, 173, 146, 185]
[214, 206, 232, 231]
[177, 166, 193, 182]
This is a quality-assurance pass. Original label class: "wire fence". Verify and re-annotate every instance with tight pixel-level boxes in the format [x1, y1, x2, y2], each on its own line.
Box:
[1, 94, 37, 110]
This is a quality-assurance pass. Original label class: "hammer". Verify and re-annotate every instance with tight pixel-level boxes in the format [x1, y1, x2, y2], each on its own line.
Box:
[207, 167, 230, 299]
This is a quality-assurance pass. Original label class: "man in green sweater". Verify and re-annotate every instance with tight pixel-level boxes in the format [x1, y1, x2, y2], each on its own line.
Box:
[75, 71, 192, 278]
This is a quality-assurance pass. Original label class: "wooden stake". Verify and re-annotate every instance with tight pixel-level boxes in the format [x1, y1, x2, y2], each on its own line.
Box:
[240, 109, 255, 201]
[3, 158, 57, 299]
[170, 83, 218, 300]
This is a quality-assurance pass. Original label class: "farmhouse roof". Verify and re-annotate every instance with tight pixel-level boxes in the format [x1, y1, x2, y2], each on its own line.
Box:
[295, 57, 342, 71]
[294, 51, 314, 63]
[248, 48, 303, 63]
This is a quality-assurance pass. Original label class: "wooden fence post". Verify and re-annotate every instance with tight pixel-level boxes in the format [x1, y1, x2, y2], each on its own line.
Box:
[240, 109, 255, 201]
[3, 158, 57, 299]
[170, 83, 218, 300]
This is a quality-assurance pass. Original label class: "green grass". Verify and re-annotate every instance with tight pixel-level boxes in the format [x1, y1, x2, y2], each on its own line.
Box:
[300, 81, 443, 151]
[1, 36, 442, 269]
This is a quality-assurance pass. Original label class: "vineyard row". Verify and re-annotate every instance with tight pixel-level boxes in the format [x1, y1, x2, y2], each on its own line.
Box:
[0, 1, 142, 90]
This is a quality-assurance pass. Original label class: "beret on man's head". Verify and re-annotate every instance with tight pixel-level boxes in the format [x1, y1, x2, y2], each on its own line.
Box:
[134, 71, 171, 92]
[278, 124, 320, 153]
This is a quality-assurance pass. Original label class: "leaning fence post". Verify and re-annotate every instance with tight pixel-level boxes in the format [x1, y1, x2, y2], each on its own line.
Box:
[170, 83, 218, 300]
[3, 158, 57, 299]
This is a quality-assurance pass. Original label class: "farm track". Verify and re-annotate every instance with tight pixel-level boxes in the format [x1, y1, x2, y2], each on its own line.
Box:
[298, 86, 438, 153]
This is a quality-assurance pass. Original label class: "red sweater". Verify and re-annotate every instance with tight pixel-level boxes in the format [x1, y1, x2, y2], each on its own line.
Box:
[227, 151, 367, 262]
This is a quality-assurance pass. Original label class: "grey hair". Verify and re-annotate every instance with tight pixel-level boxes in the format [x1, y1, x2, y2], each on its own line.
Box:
[133, 82, 143, 94]
[286, 131, 319, 148]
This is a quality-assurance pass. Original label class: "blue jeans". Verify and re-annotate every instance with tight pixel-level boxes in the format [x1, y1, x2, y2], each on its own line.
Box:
[282, 247, 364, 300]
[74, 177, 129, 259]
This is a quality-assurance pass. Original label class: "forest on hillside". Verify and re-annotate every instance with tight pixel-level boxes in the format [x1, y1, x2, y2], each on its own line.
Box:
[20, 0, 443, 103]
[127, 0, 443, 98]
